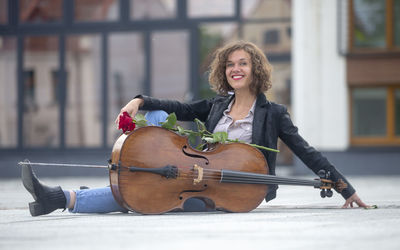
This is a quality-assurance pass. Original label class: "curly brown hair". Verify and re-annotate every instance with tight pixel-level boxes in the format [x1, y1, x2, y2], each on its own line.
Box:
[208, 41, 272, 96]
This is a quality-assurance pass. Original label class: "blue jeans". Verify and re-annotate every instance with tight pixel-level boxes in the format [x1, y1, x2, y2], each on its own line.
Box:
[70, 110, 207, 213]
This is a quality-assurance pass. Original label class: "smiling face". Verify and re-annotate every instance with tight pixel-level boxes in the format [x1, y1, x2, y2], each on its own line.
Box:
[225, 49, 253, 94]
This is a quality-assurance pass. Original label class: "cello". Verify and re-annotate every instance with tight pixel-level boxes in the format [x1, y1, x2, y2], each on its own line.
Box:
[109, 126, 346, 214]
[20, 126, 347, 215]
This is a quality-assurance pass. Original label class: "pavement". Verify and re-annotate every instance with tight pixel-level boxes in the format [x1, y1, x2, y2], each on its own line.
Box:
[1, 173, 399, 250]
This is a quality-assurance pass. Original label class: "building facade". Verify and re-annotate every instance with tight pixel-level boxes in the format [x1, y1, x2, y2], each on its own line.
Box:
[293, 0, 400, 174]
[2, 0, 397, 177]
[0, 0, 292, 177]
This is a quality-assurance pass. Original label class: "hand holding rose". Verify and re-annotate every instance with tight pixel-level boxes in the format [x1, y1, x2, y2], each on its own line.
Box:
[115, 98, 144, 128]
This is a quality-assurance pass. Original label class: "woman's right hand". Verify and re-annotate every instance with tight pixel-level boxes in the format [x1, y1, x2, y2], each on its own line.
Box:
[115, 98, 144, 127]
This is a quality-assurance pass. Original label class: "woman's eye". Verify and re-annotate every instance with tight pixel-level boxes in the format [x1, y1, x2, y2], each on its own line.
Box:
[226, 63, 234, 67]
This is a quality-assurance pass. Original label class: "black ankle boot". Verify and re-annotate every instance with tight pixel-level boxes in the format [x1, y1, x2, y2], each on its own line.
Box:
[21, 162, 66, 216]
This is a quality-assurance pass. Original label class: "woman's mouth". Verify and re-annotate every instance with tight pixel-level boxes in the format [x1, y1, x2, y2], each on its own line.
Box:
[232, 75, 244, 80]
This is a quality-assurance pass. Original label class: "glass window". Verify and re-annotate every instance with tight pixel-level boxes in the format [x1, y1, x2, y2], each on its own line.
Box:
[151, 31, 190, 101]
[395, 0, 400, 47]
[243, 23, 291, 53]
[65, 35, 102, 147]
[0, 37, 17, 147]
[0, 0, 7, 24]
[395, 89, 400, 136]
[188, 0, 234, 18]
[19, 0, 63, 24]
[107, 33, 144, 146]
[352, 88, 387, 137]
[243, 23, 291, 105]
[23, 36, 60, 147]
[242, 0, 291, 19]
[74, 0, 119, 22]
[199, 23, 238, 99]
[130, 0, 176, 20]
[264, 29, 279, 45]
[352, 0, 386, 48]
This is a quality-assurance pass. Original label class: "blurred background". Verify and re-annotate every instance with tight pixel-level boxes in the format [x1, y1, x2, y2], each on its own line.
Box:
[0, 0, 399, 178]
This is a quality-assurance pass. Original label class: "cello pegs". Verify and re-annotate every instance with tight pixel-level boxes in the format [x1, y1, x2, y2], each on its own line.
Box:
[317, 170, 326, 179]
[317, 169, 332, 180]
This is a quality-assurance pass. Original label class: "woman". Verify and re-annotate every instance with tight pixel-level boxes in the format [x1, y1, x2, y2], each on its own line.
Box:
[22, 41, 367, 217]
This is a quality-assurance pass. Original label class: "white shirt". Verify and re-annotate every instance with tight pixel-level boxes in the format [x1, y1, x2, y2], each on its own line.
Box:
[212, 99, 256, 144]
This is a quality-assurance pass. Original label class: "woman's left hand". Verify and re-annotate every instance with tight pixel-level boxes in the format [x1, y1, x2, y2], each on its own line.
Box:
[342, 192, 369, 208]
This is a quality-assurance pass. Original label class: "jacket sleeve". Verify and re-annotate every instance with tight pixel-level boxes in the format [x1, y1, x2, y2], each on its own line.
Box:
[135, 95, 213, 122]
[277, 105, 355, 199]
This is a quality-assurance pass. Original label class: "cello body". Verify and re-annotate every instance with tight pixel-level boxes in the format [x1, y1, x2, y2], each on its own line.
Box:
[109, 126, 269, 215]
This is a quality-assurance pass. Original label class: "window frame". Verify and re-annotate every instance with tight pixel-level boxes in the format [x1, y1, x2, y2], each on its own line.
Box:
[350, 85, 400, 145]
[349, 0, 400, 53]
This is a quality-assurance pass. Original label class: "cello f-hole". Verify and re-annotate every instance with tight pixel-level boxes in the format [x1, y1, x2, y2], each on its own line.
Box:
[182, 145, 210, 165]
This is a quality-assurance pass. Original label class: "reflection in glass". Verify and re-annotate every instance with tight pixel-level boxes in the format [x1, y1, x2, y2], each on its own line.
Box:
[130, 0, 176, 20]
[19, 0, 62, 23]
[0, 37, 17, 147]
[23, 36, 59, 147]
[352, 0, 386, 48]
[188, 0, 234, 18]
[395, 0, 400, 47]
[107, 33, 144, 146]
[198, 23, 238, 99]
[151, 32, 189, 101]
[0, 0, 7, 24]
[65, 35, 102, 147]
[352, 88, 387, 137]
[242, 23, 291, 106]
[241, 0, 291, 19]
[243, 23, 291, 54]
[75, 0, 119, 22]
[395, 89, 400, 136]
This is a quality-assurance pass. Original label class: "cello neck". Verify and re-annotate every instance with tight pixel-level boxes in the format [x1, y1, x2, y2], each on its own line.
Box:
[220, 169, 321, 188]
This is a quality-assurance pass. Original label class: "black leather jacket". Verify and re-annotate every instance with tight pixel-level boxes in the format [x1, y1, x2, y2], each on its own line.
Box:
[138, 93, 355, 201]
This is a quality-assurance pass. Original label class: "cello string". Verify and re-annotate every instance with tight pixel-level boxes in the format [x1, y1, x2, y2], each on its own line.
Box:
[120, 165, 322, 187]
[179, 168, 320, 186]
[220, 172, 317, 184]
[120, 170, 322, 187]
[220, 175, 319, 186]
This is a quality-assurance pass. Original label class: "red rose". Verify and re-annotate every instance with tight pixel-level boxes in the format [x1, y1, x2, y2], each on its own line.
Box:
[118, 112, 136, 133]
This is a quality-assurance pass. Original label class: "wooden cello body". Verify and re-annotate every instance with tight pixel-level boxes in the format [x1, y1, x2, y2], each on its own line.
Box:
[109, 126, 269, 214]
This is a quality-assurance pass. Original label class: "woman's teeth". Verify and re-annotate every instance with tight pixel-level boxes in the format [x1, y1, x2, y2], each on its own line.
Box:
[233, 75, 243, 80]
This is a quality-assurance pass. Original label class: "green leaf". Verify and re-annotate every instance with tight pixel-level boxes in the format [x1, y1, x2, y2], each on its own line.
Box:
[161, 113, 177, 129]
[194, 118, 207, 132]
[134, 113, 148, 127]
[203, 137, 215, 143]
[212, 131, 228, 143]
[177, 125, 185, 135]
[188, 133, 197, 146]
[195, 143, 206, 151]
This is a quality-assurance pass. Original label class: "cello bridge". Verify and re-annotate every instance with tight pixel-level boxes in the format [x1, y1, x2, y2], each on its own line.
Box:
[193, 164, 204, 185]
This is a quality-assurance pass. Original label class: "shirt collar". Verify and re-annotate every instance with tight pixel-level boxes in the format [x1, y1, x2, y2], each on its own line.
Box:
[224, 98, 257, 117]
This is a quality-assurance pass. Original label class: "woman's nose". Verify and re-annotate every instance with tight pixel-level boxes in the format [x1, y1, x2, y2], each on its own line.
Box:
[232, 64, 241, 71]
